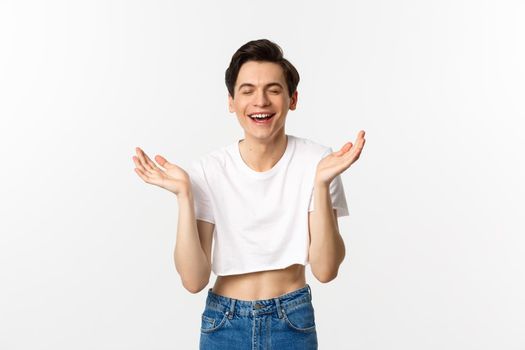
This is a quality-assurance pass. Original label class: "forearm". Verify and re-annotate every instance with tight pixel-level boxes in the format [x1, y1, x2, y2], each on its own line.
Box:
[308, 181, 346, 282]
[173, 191, 211, 293]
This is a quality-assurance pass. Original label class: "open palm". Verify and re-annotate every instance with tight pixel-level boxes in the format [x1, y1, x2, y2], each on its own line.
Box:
[132, 147, 190, 195]
[315, 130, 366, 185]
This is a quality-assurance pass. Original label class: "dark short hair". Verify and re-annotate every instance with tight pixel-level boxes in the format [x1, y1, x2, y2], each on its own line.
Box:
[225, 39, 300, 98]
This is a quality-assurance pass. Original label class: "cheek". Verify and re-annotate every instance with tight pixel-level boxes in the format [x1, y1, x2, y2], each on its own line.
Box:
[274, 100, 286, 110]
[236, 101, 249, 112]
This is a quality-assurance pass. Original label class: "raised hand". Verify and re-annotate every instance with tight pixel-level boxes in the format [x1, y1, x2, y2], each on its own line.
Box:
[132, 147, 191, 196]
[315, 130, 366, 185]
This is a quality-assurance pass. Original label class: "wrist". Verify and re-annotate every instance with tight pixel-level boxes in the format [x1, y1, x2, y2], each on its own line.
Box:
[314, 177, 330, 189]
[176, 187, 193, 200]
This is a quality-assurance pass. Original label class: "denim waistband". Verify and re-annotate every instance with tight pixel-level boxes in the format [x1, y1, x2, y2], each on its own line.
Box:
[205, 284, 312, 318]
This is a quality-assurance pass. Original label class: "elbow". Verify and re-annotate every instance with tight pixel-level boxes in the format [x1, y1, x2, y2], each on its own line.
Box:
[310, 255, 345, 283]
[314, 270, 338, 283]
[311, 263, 340, 283]
[182, 278, 209, 294]
[174, 258, 211, 294]
[184, 285, 206, 294]
[176, 264, 211, 294]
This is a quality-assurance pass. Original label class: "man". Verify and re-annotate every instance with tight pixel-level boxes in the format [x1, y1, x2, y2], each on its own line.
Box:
[133, 38, 365, 349]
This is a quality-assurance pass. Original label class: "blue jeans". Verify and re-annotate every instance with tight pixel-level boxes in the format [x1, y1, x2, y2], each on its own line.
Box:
[199, 284, 318, 349]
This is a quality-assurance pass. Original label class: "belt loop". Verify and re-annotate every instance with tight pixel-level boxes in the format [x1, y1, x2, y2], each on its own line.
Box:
[274, 297, 283, 319]
[306, 284, 312, 299]
[226, 298, 236, 319]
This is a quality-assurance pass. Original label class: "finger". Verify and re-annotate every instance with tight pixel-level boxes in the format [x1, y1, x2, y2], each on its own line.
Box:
[143, 151, 160, 170]
[352, 130, 365, 146]
[354, 133, 365, 150]
[135, 147, 155, 172]
[341, 130, 365, 155]
[337, 142, 353, 156]
[135, 147, 150, 170]
[358, 132, 366, 150]
[352, 130, 366, 149]
[154, 154, 171, 169]
[134, 167, 151, 183]
[132, 155, 147, 173]
[343, 142, 353, 152]
[346, 136, 365, 161]
[139, 148, 159, 170]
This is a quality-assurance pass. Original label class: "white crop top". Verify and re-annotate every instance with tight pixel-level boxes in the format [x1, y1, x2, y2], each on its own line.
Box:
[186, 134, 349, 276]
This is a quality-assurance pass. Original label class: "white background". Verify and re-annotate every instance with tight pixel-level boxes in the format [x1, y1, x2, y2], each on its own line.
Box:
[1, 1, 524, 349]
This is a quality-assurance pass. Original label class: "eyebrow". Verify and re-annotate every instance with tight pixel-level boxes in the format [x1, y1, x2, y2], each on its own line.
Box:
[237, 82, 284, 90]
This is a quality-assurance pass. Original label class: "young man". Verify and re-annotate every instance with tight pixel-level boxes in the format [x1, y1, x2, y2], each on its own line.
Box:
[133, 39, 365, 349]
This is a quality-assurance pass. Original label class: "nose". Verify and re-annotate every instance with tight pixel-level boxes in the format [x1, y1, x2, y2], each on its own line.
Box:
[253, 90, 270, 107]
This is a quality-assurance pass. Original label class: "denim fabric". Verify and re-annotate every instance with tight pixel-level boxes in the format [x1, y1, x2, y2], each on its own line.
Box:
[199, 284, 318, 350]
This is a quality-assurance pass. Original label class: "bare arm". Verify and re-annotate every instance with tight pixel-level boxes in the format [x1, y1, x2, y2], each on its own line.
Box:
[174, 190, 214, 293]
[308, 130, 366, 283]
[308, 188, 345, 283]
[133, 147, 213, 294]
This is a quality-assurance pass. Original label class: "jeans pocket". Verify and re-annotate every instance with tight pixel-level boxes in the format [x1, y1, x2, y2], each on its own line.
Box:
[200, 308, 228, 334]
[282, 301, 317, 333]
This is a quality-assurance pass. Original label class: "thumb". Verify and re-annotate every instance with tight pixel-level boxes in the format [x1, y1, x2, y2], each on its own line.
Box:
[336, 142, 353, 156]
[154, 154, 174, 169]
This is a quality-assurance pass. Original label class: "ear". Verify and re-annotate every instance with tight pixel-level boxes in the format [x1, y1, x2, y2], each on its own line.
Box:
[228, 93, 234, 113]
[289, 90, 298, 111]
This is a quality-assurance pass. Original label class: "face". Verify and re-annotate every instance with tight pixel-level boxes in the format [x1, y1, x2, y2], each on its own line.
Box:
[228, 61, 298, 142]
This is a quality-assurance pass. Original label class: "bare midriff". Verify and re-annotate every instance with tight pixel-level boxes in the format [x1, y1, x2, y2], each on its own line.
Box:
[211, 263, 306, 301]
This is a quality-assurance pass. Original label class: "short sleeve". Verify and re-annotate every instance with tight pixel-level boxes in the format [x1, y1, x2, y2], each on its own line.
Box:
[187, 160, 215, 224]
[308, 148, 350, 217]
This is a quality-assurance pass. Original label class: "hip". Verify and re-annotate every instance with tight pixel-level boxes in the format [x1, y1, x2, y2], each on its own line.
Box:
[200, 283, 318, 350]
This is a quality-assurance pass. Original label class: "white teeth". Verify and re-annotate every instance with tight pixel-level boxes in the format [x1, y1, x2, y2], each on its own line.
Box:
[251, 113, 272, 119]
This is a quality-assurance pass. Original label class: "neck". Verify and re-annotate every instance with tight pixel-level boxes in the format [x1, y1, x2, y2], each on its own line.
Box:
[238, 132, 288, 172]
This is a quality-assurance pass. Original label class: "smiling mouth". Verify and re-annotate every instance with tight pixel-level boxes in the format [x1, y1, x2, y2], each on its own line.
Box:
[248, 113, 276, 122]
